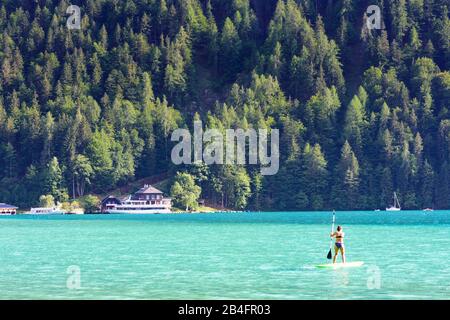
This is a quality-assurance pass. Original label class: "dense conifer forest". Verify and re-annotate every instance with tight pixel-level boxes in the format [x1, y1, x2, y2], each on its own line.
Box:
[0, 0, 448, 211]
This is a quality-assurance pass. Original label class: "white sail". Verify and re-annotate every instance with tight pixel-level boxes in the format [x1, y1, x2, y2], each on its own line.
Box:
[386, 192, 401, 211]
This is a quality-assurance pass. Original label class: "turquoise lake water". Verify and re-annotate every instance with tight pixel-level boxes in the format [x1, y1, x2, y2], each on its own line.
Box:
[1, 211, 449, 300]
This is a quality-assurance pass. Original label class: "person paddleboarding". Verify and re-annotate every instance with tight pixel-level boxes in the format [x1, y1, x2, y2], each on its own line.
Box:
[330, 226, 346, 264]
[316, 214, 363, 269]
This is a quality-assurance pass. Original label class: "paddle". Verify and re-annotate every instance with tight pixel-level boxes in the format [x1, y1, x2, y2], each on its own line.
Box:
[327, 211, 336, 259]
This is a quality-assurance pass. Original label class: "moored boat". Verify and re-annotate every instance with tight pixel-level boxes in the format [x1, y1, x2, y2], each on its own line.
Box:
[386, 192, 401, 211]
[0, 203, 18, 215]
[26, 207, 65, 215]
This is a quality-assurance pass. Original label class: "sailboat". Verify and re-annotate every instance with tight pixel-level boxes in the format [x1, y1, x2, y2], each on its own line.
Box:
[386, 192, 401, 211]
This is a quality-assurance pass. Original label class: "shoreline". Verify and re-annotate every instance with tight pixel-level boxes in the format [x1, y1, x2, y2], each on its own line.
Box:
[6, 209, 450, 216]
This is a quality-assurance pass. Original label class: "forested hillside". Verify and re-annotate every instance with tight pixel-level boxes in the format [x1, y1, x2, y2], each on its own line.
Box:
[0, 0, 449, 210]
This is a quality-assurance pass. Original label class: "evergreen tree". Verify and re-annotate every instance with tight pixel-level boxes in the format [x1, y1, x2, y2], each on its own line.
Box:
[219, 17, 241, 82]
[302, 143, 328, 210]
[343, 95, 366, 155]
[43, 157, 68, 203]
[332, 141, 360, 209]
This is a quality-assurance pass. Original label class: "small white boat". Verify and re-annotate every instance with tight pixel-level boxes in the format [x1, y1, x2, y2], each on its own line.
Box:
[423, 208, 434, 212]
[26, 207, 65, 215]
[386, 192, 401, 211]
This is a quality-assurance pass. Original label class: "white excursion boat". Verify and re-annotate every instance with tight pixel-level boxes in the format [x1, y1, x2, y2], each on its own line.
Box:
[0, 203, 18, 215]
[101, 185, 172, 214]
[105, 197, 172, 214]
[386, 192, 401, 211]
[27, 207, 65, 215]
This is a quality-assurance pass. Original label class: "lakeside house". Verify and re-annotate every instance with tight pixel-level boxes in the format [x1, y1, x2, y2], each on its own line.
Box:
[101, 185, 172, 214]
[0, 203, 18, 215]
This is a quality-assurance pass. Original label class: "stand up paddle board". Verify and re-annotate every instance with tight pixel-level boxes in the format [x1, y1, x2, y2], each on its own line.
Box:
[315, 261, 364, 269]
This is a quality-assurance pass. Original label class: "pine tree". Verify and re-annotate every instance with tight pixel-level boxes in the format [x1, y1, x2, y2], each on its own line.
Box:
[219, 17, 241, 82]
[86, 129, 114, 191]
[435, 161, 450, 209]
[419, 160, 434, 208]
[223, 165, 251, 210]
[302, 143, 328, 210]
[40, 112, 55, 166]
[343, 95, 366, 155]
[43, 157, 68, 203]
[389, 0, 408, 42]
[332, 141, 360, 209]
[1, 142, 17, 178]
